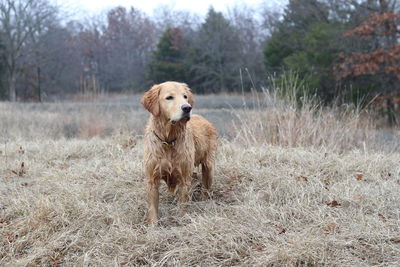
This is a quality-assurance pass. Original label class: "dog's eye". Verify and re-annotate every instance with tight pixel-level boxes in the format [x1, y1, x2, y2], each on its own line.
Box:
[166, 96, 174, 100]
[183, 95, 188, 99]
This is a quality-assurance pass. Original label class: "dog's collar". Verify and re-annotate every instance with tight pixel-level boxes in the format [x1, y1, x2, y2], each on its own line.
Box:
[153, 131, 176, 146]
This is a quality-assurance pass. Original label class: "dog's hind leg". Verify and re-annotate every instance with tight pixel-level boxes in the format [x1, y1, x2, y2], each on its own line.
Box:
[179, 178, 191, 204]
[201, 162, 213, 200]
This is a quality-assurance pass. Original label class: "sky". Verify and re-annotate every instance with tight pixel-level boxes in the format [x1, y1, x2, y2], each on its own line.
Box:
[56, 0, 285, 18]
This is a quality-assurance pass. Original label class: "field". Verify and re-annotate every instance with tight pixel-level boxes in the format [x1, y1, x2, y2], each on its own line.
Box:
[1, 93, 400, 266]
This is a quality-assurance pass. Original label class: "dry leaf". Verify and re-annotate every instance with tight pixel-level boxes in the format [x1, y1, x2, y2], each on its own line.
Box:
[295, 175, 308, 182]
[18, 162, 26, 176]
[378, 213, 387, 222]
[7, 162, 27, 177]
[355, 173, 364, 181]
[390, 238, 400, 244]
[324, 222, 339, 233]
[327, 200, 341, 207]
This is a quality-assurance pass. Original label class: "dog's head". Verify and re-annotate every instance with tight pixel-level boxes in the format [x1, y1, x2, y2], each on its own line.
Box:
[141, 81, 194, 124]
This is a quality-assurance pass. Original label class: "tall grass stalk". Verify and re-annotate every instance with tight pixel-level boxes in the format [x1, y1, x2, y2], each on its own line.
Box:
[234, 72, 375, 153]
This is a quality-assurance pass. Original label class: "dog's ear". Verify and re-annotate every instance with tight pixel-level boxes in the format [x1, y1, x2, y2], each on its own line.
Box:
[183, 84, 194, 106]
[141, 84, 161, 116]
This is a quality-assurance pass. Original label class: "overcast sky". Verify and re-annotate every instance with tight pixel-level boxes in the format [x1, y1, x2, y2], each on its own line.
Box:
[55, 0, 285, 18]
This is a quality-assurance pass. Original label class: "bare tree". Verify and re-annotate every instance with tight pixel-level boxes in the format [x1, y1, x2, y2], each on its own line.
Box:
[37, 23, 81, 97]
[0, 0, 57, 101]
[152, 4, 201, 35]
[101, 7, 157, 91]
[260, 0, 285, 34]
[227, 4, 270, 87]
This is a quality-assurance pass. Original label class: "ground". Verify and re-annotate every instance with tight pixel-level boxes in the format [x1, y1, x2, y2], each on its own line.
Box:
[0, 95, 399, 266]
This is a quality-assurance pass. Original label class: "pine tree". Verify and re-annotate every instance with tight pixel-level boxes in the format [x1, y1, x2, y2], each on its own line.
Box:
[189, 8, 242, 93]
[264, 0, 344, 101]
[147, 27, 188, 84]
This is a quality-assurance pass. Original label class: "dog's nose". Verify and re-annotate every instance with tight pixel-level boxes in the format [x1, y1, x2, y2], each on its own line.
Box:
[181, 104, 192, 113]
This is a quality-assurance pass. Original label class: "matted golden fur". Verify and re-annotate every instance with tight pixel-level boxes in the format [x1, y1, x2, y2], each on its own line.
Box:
[141, 81, 217, 224]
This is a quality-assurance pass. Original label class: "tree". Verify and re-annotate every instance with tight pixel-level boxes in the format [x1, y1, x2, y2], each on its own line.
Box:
[335, 12, 400, 91]
[72, 19, 106, 95]
[36, 23, 82, 97]
[189, 8, 243, 93]
[283, 22, 343, 97]
[147, 27, 188, 84]
[102, 7, 157, 91]
[264, 0, 347, 101]
[264, 0, 330, 67]
[334, 5, 399, 123]
[152, 5, 201, 35]
[0, 0, 57, 101]
[227, 4, 268, 88]
[0, 34, 5, 98]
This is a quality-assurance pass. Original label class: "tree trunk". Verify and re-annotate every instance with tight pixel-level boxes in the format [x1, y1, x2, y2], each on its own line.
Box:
[37, 66, 41, 102]
[8, 72, 17, 102]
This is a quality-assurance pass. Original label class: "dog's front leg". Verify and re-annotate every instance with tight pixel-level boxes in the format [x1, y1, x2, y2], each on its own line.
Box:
[177, 180, 190, 218]
[179, 180, 190, 204]
[179, 165, 192, 203]
[178, 171, 191, 218]
[147, 178, 160, 225]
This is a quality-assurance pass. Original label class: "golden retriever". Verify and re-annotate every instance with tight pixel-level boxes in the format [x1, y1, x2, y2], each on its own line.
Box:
[141, 81, 217, 224]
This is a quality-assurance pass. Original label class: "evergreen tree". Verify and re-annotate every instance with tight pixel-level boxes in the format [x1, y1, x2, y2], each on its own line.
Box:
[147, 27, 188, 84]
[264, 0, 343, 101]
[189, 8, 243, 93]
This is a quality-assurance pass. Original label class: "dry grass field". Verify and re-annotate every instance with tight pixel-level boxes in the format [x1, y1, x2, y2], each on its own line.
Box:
[1, 93, 400, 266]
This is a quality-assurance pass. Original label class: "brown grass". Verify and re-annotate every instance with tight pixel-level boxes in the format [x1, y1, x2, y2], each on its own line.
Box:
[1, 94, 400, 266]
[234, 95, 376, 153]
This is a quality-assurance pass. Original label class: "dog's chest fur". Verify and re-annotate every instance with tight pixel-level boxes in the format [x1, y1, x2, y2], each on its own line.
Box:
[144, 122, 196, 192]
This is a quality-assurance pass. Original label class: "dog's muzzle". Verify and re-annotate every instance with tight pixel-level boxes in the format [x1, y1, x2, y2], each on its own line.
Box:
[171, 104, 192, 124]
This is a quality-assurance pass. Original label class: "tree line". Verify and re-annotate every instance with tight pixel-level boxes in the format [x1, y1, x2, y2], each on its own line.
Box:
[0, 0, 399, 105]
